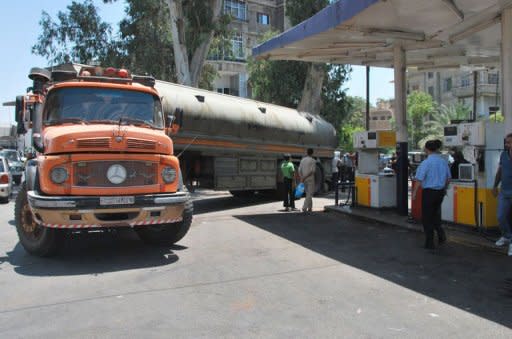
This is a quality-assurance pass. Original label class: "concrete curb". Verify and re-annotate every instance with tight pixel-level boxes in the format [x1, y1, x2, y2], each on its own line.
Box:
[324, 205, 508, 255]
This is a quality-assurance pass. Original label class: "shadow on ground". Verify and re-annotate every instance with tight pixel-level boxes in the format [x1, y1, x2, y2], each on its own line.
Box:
[192, 193, 276, 215]
[4, 228, 185, 277]
[235, 211, 512, 328]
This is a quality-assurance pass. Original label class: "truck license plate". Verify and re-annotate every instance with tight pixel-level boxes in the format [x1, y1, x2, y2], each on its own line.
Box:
[100, 196, 135, 205]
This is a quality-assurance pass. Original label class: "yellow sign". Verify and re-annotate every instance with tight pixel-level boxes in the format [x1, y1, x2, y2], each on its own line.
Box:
[377, 131, 396, 148]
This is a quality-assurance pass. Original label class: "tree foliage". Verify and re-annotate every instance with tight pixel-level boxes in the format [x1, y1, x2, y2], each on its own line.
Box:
[248, 0, 351, 144]
[338, 96, 368, 151]
[32, 0, 118, 65]
[286, 0, 329, 26]
[247, 30, 308, 107]
[118, 0, 176, 81]
[32, 0, 229, 88]
[407, 91, 436, 148]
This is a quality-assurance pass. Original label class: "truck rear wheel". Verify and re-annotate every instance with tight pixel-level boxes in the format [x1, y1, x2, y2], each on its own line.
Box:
[15, 184, 62, 256]
[136, 199, 193, 245]
[314, 163, 324, 194]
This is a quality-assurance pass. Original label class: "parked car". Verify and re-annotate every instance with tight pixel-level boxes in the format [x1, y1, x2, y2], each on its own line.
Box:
[0, 156, 12, 203]
[0, 149, 23, 185]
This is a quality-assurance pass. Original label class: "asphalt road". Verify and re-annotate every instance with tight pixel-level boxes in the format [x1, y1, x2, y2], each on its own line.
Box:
[0, 190, 511, 338]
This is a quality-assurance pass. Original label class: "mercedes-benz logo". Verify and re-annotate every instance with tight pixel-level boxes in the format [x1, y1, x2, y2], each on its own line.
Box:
[107, 164, 127, 184]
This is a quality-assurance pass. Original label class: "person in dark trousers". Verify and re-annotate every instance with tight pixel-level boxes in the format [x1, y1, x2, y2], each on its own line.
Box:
[412, 140, 451, 249]
[492, 133, 512, 256]
[280, 153, 296, 211]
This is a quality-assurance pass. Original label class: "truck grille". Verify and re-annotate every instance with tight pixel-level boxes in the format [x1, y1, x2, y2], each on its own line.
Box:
[77, 138, 111, 148]
[127, 138, 156, 150]
[74, 161, 158, 187]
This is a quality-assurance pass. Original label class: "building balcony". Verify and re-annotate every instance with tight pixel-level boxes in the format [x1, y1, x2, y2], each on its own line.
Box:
[452, 83, 500, 97]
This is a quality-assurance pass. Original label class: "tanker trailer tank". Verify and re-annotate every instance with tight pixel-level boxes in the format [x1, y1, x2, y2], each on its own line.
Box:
[155, 80, 338, 195]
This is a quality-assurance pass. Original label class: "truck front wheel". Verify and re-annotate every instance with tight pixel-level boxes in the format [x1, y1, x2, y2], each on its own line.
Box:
[136, 200, 193, 245]
[15, 185, 62, 256]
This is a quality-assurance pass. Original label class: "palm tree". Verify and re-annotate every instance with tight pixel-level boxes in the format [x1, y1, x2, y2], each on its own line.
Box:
[417, 103, 470, 149]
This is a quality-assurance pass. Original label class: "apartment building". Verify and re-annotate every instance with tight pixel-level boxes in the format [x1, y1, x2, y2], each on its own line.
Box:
[369, 100, 394, 131]
[207, 0, 287, 98]
[407, 69, 501, 118]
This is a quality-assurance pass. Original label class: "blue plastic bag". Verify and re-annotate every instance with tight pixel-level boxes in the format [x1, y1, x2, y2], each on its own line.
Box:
[294, 182, 305, 198]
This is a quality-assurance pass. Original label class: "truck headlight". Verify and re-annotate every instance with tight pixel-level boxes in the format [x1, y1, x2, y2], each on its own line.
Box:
[50, 167, 68, 184]
[162, 167, 176, 183]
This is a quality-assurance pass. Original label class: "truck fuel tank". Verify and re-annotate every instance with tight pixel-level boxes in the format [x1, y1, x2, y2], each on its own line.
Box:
[155, 81, 338, 153]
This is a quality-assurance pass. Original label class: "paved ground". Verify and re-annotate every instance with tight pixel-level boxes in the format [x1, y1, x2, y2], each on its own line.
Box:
[0, 190, 511, 338]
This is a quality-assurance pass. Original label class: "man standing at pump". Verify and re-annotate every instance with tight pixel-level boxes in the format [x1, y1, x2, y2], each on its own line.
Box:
[299, 148, 316, 213]
[280, 153, 296, 212]
[412, 140, 451, 249]
[492, 133, 512, 256]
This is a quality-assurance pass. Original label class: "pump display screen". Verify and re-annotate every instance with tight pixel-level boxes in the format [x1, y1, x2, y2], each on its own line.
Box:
[43, 87, 164, 129]
[444, 126, 457, 136]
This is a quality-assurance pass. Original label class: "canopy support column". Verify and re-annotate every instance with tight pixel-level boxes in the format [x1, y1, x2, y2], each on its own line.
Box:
[394, 43, 408, 143]
[394, 42, 409, 216]
[503, 6, 512, 133]
[366, 66, 370, 130]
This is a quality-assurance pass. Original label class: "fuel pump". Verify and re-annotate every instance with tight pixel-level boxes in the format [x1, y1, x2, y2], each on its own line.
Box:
[353, 130, 397, 208]
[442, 120, 504, 228]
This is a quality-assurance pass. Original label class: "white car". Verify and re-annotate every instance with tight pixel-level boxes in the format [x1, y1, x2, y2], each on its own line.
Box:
[0, 156, 12, 203]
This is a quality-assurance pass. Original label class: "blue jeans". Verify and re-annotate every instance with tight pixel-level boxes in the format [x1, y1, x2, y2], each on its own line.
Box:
[497, 193, 512, 239]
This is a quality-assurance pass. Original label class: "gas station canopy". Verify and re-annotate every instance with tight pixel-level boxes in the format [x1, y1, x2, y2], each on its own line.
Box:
[253, 0, 511, 70]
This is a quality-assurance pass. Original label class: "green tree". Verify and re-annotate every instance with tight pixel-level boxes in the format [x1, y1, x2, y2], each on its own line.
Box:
[247, 30, 308, 107]
[32, 0, 118, 65]
[337, 96, 368, 151]
[407, 91, 436, 148]
[321, 65, 352, 128]
[248, 0, 351, 128]
[166, 0, 230, 86]
[117, 0, 176, 81]
[33, 0, 229, 89]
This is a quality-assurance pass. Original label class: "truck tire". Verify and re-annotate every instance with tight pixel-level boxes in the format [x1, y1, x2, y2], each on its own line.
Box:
[314, 163, 324, 194]
[136, 199, 193, 245]
[15, 184, 62, 256]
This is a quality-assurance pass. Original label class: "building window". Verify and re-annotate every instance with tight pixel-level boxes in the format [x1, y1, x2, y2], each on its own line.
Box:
[412, 84, 420, 91]
[217, 88, 230, 95]
[443, 78, 452, 92]
[488, 73, 499, 84]
[428, 72, 434, 79]
[231, 33, 245, 60]
[428, 86, 434, 97]
[461, 75, 471, 87]
[224, 0, 247, 21]
[257, 13, 270, 25]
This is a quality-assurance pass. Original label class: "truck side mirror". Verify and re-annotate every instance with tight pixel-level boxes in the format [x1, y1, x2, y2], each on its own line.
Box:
[167, 108, 183, 134]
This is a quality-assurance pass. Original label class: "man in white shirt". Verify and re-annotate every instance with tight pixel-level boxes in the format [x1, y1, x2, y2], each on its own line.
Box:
[299, 148, 316, 212]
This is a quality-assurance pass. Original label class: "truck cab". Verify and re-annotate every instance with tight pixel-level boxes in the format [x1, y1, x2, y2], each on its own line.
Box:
[14, 64, 192, 256]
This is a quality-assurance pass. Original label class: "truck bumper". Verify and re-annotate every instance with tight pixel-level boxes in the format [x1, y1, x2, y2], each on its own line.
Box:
[27, 191, 189, 229]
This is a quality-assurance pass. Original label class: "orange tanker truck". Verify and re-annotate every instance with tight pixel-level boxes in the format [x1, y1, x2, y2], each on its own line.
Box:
[14, 64, 192, 256]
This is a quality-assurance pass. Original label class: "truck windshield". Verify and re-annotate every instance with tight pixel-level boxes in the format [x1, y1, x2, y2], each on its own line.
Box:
[43, 87, 164, 129]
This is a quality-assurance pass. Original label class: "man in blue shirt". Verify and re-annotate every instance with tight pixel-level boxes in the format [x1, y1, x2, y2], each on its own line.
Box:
[492, 133, 512, 256]
[412, 140, 451, 249]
